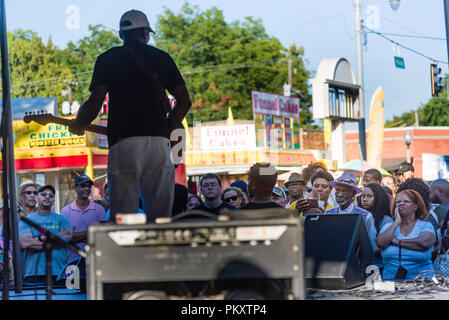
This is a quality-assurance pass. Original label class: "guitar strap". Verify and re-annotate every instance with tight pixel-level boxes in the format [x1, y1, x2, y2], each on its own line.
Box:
[123, 44, 172, 115]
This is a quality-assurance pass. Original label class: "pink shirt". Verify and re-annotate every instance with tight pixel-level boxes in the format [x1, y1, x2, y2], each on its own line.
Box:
[61, 200, 106, 261]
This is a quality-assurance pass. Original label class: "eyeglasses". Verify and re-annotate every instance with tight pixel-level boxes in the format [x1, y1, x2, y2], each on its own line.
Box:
[202, 183, 219, 188]
[224, 195, 239, 203]
[39, 192, 55, 198]
[23, 191, 38, 196]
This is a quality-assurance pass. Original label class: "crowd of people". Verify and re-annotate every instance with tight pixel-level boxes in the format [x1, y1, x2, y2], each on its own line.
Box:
[1, 159, 449, 286]
[169, 160, 449, 281]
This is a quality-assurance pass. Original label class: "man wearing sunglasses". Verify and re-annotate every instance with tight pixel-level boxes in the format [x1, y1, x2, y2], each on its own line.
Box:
[19, 185, 73, 283]
[17, 180, 40, 216]
[61, 174, 106, 262]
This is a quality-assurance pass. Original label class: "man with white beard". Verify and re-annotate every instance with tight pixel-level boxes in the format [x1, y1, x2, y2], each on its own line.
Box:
[325, 172, 377, 253]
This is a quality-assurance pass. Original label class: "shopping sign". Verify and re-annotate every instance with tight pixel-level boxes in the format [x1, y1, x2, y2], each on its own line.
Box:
[200, 124, 256, 151]
[251, 91, 300, 118]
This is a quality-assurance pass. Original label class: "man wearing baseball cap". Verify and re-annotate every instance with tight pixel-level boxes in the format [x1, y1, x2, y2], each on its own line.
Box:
[61, 174, 106, 262]
[272, 187, 287, 207]
[19, 185, 72, 283]
[396, 162, 415, 183]
[325, 172, 377, 252]
[69, 9, 192, 223]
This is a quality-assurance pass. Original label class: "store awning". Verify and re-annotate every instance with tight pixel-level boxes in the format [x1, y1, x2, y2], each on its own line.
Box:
[0, 146, 108, 171]
[186, 164, 252, 176]
[186, 150, 317, 167]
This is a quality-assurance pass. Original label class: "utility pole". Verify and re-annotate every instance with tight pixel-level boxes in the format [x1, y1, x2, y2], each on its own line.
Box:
[444, 0, 449, 99]
[288, 56, 293, 88]
[68, 83, 73, 105]
[355, 0, 367, 161]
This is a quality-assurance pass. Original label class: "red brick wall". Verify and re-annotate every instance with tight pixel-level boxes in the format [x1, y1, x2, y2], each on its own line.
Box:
[346, 127, 449, 178]
[301, 129, 324, 151]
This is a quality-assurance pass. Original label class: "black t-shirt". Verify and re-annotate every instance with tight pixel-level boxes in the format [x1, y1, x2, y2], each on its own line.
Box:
[89, 43, 186, 147]
[240, 202, 283, 210]
[192, 202, 237, 216]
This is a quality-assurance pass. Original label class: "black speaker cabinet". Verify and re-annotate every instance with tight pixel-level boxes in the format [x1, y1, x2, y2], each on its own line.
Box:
[86, 209, 305, 300]
[304, 213, 374, 290]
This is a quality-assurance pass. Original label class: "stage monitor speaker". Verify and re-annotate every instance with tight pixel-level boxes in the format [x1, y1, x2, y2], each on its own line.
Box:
[87, 209, 305, 300]
[304, 213, 374, 290]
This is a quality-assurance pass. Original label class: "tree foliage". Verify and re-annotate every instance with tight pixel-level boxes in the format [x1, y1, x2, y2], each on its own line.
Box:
[4, 26, 120, 109]
[7, 30, 74, 103]
[419, 97, 449, 126]
[57, 25, 121, 103]
[154, 3, 314, 126]
[385, 97, 449, 127]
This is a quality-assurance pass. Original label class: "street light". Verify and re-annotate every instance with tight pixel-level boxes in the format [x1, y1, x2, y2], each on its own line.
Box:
[403, 130, 413, 163]
[389, 0, 400, 11]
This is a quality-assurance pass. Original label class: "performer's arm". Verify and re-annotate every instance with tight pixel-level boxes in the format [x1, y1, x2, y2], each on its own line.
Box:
[69, 85, 107, 135]
[167, 84, 192, 129]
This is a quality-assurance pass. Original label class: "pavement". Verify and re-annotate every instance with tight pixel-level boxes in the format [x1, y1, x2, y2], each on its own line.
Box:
[307, 280, 449, 300]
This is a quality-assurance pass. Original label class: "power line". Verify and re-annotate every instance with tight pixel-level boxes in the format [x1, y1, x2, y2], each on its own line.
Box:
[363, 25, 448, 65]
[11, 71, 93, 89]
[366, 31, 446, 41]
[379, 13, 427, 37]
[157, 14, 355, 53]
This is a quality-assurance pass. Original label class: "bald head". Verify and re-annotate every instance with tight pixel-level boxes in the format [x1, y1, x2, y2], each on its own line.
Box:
[429, 179, 449, 206]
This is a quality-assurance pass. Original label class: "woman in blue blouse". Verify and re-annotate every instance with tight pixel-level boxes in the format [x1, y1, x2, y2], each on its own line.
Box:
[376, 189, 435, 280]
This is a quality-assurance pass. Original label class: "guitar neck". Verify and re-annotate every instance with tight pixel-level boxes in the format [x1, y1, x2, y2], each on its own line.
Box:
[51, 117, 107, 135]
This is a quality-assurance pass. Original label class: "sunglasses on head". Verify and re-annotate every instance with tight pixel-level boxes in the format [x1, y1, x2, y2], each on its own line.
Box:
[39, 192, 55, 198]
[224, 195, 239, 203]
[23, 191, 38, 196]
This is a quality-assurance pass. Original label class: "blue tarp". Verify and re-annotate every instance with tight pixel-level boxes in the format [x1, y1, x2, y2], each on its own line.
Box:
[0, 97, 59, 121]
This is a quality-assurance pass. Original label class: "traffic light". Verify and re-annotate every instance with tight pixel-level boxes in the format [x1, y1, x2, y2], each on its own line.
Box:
[430, 63, 443, 97]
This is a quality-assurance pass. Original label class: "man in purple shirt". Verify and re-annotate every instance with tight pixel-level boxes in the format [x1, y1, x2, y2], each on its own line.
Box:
[61, 174, 106, 262]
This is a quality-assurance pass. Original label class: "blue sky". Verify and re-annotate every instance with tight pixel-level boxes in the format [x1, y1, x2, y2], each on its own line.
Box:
[5, 0, 448, 127]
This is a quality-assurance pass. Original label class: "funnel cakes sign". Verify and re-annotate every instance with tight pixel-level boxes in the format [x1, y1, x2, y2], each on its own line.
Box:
[200, 125, 256, 151]
[252, 90, 300, 118]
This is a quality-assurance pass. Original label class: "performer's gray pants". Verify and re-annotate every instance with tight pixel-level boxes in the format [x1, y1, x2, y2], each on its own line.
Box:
[108, 136, 175, 223]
